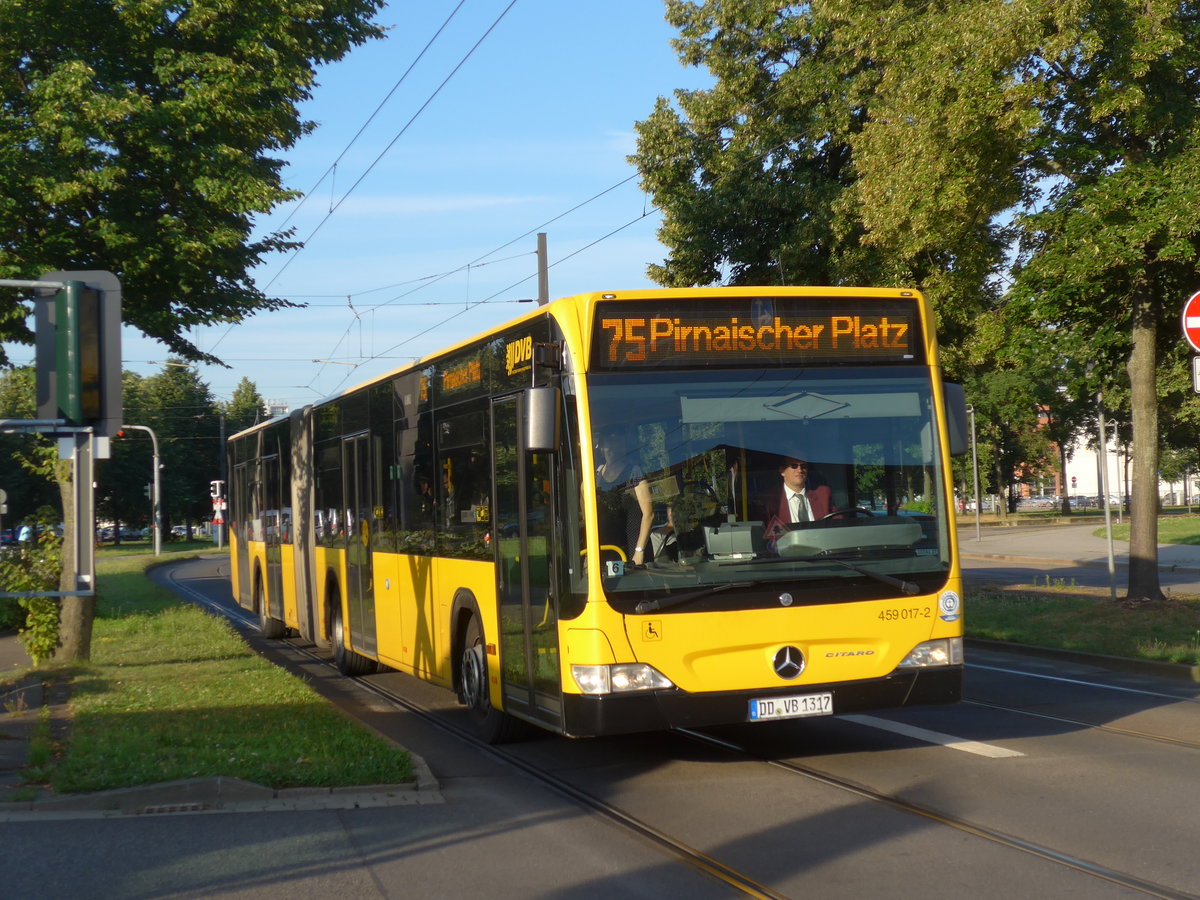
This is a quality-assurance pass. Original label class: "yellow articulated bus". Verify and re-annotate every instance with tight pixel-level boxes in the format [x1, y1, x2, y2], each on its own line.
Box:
[227, 287, 968, 742]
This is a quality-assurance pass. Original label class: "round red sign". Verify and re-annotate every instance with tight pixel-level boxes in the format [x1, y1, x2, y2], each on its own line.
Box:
[1183, 290, 1200, 352]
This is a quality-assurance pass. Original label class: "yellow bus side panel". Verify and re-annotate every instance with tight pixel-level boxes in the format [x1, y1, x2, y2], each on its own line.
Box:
[312, 545, 343, 643]
[368, 553, 495, 690]
[229, 533, 243, 605]
[244, 540, 267, 611]
[371, 551, 438, 680]
[621, 594, 961, 694]
[280, 543, 298, 628]
[436, 558, 496, 691]
[373, 552, 408, 672]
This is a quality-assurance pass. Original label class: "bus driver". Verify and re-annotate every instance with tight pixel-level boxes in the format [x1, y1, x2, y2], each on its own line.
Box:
[763, 456, 836, 526]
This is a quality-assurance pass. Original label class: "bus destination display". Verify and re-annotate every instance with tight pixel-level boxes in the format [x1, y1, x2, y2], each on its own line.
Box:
[591, 297, 923, 369]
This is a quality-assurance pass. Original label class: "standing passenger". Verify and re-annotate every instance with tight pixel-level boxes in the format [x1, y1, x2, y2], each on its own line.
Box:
[595, 427, 654, 566]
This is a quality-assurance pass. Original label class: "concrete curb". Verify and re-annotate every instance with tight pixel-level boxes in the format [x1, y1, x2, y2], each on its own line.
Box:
[0, 762, 443, 821]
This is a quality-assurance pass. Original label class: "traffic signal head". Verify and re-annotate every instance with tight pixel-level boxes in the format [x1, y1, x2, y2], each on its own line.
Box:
[35, 271, 122, 440]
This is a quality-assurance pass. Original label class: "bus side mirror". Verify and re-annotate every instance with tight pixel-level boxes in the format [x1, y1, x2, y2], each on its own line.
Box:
[943, 383, 968, 456]
[525, 386, 560, 453]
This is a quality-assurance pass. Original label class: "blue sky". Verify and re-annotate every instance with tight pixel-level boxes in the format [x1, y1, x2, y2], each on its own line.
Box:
[21, 0, 712, 410]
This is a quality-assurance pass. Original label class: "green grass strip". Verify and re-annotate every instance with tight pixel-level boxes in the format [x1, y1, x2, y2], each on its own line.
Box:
[967, 583, 1200, 665]
[45, 549, 412, 794]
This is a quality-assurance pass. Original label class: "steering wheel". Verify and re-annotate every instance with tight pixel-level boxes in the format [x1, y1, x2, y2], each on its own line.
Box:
[817, 506, 876, 522]
[680, 481, 723, 514]
[681, 480, 720, 501]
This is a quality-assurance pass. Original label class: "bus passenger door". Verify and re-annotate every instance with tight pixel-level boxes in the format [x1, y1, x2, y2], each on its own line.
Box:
[262, 452, 284, 622]
[343, 433, 377, 656]
[231, 461, 252, 607]
[492, 395, 562, 729]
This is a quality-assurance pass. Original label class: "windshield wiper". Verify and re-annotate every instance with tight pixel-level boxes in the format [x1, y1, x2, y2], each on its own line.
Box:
[823, 557, 919, 595]
[634, 581, 757, 614]
[750, 551, 921, 595]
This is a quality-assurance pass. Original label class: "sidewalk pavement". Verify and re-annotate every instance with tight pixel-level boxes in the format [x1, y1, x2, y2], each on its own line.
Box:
[956, 518, 1200, 573]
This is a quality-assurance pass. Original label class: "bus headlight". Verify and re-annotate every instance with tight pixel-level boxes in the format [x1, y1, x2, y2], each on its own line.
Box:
[571, 663, 674, 695]
[897, 637, 963, 668]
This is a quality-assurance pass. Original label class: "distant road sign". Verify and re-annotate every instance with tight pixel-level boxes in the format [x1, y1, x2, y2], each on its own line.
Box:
[1183, 290, 1200, 351]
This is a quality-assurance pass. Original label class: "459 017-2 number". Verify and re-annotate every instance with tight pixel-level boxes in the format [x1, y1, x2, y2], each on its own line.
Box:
[877, 607, 931, 622]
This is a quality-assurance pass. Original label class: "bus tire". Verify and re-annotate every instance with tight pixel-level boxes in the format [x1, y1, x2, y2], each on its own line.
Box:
[331, 596, 377, 677]
[254, 571, 286, 639]
[460, 613, 522, 744]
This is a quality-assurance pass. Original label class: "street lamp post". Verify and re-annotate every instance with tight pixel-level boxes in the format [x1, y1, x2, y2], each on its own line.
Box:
[967, 404, 981, 541]
[121, 424, 161, 556]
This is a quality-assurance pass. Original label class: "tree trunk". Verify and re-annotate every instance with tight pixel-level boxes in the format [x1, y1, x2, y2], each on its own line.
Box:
[1126, 282, 1163, 602]
[53, 456, 93, 661]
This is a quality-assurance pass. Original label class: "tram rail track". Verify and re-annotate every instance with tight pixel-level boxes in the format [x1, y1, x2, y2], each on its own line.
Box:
[166, 565, 788, 898]
[675, 728, 1198, 900]
[167, 562, 1198, 900]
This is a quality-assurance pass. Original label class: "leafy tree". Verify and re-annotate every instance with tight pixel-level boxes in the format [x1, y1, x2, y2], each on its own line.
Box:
[0, 0, 385, 364]
[0, 365, 82, 658]
[0, 367, 58, 526]
[631, 1, 1003, 377]
[0, 1, 385, 660]
[96, 372, 152, 534]
[105, 362, 222, 535]
[643, 0, 1200, 602]
[832, 0, 1200, 600]
[632, 3, 879, 286]
[224, 376, 267, 436]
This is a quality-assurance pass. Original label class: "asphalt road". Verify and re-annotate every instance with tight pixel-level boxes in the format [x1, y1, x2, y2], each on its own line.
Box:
[5, 544, 1199, 899]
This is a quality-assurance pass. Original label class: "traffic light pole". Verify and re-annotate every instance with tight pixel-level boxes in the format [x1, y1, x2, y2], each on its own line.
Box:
[0, 419, 96, 600]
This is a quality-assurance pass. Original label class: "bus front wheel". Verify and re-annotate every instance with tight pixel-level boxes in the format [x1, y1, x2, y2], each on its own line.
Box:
[460, 614, 522, 743]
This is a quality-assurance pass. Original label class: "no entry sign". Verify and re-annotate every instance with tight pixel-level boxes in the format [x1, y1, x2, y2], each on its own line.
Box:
[1183, 290, 1200, 352]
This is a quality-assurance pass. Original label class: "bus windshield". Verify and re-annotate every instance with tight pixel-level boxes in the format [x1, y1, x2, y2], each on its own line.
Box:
[586, 366, 953, 612]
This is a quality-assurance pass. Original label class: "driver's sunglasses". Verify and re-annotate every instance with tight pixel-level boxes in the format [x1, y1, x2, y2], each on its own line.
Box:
[784, 462, 808, 470]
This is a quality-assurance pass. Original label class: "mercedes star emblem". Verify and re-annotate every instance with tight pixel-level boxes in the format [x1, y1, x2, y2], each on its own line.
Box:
[773, 645, 805, 679]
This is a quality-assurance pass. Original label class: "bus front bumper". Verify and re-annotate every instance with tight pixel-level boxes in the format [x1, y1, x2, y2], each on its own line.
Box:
[560, 665, 962, 738]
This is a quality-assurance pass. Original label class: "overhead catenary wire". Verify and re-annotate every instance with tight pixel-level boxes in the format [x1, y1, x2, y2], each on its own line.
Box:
[217, 0, 1051, 402]
[270, 0, 472, 237]
[298, 0, 959, 322]
[260, 0, 521, 292]
[319, 0, 1057, 394]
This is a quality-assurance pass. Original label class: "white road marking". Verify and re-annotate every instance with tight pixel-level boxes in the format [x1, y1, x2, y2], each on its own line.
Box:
[969, 663, 1200, 703]
[841, 714, 1025, 757]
